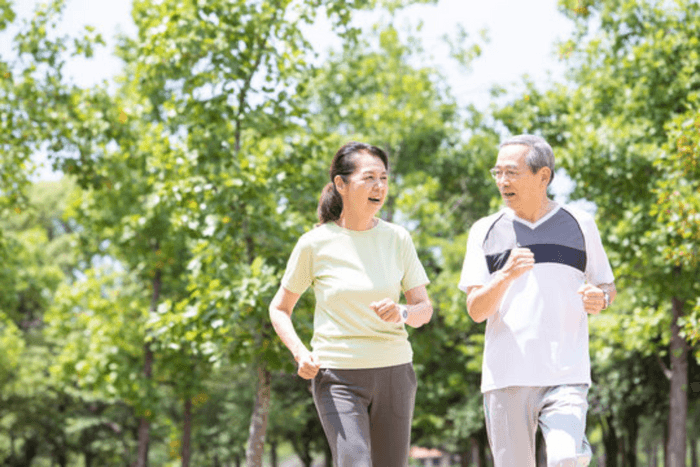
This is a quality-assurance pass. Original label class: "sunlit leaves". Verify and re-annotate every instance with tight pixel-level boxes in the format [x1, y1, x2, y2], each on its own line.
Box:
[0, 311, 24, 386]
[654, 111, 700, 270]
[45, 269, 150, 402]
[653, 110, 700, 351]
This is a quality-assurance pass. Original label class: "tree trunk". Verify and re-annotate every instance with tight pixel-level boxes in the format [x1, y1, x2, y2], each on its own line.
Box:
[691, 438, 698, 467]
[601, 413, 619, 467]
[465, 435, 486, 467]
[664, 425, 669, 467]
[460, 449, 469, 467]
[648, 443, 658, 467]
[654, 442, 659, 467]
[624, 412, 639, 467]
[56, 449, 68, 467]
[245, 362, 271, 467]
[135, 344, 153, 467]
[182, 395, 192, 467]
[21, 436, 39, 467]
[269, 439, 278, 467]
[667, 296, 688, 467]
[291, 435, 314, 467]
[136, 267, 160, 467]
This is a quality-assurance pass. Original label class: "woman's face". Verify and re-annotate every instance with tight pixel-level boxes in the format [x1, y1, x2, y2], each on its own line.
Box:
[335, 151, 388, 218]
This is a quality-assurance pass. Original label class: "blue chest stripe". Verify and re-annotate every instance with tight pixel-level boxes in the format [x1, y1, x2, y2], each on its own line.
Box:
[485, 244, 587, 274]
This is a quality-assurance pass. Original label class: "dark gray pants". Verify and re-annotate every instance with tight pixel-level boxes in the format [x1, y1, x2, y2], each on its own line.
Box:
[312, 363, 417, 467]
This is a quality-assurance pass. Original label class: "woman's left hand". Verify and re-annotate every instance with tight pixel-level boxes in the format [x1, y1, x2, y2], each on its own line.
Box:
[369, 298, 401, 323]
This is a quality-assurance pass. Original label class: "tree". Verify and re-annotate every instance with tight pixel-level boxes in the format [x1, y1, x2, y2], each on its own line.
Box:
[119, 2, 438, 466]
[0, 179, 89, 467]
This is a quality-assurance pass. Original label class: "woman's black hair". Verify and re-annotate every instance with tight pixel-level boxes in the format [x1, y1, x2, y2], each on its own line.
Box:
[317, 141, 389, 224]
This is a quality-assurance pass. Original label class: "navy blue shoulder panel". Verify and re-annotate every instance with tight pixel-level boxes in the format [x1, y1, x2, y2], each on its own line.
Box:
[483, 208, 587, 274]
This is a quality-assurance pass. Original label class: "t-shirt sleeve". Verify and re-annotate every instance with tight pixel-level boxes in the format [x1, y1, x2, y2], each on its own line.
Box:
[458, 220, 491, 293]
[400, 230, 430, 292]
[281, 237, 313, 295]
[583, 215, 615, 285]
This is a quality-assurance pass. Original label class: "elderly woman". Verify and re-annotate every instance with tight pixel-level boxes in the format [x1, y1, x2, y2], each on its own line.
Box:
[269, 141, 433, 467]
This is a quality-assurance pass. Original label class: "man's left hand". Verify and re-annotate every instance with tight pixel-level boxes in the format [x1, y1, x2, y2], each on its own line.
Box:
[577, 284, 606, 315]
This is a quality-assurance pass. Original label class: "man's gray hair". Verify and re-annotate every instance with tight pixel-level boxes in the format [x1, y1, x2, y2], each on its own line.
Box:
[500, 134, 555, 186]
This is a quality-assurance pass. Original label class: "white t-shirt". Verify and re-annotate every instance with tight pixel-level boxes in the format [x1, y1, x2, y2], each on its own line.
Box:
[282, 219, 430, 369]
[459, 203, 614, 393]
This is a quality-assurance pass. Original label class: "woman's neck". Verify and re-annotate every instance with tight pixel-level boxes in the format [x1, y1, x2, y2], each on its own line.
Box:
[336, 211, 377, 231]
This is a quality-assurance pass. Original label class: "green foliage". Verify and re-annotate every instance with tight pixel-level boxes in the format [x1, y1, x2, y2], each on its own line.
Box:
[5, 0, 699, 462]
[46, 269, 150, 403]
[654, 111, 700, 270]
[443, 25, 489, 72]
[0, 311, 23, 386]
[654, 110, 700, 351]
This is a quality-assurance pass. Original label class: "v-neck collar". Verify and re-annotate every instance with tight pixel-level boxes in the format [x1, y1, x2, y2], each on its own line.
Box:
[504, 202, 561, 230]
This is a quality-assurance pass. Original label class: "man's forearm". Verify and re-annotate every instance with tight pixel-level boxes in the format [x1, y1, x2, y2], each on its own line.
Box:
[466, 271, 513, 323]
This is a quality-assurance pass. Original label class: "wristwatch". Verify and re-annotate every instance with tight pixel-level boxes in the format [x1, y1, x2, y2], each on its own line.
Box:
[602, 290, 610, 309]
[398, 305, 408, 324]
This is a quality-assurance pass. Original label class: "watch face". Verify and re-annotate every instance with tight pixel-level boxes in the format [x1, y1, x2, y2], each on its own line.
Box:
[402, 308, 408, 320]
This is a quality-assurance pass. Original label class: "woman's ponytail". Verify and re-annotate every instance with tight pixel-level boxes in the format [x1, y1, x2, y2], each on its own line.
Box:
[317, 182, 343, 224]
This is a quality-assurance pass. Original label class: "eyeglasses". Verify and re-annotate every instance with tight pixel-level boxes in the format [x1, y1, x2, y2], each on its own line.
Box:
[489, 168, 521, 180]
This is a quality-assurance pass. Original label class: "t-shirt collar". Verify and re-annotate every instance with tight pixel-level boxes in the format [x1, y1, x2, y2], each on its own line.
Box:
[503, 202, 561, 229]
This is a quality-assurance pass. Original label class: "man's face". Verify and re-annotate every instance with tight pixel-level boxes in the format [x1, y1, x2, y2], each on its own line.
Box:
[493, 144, 549, 215]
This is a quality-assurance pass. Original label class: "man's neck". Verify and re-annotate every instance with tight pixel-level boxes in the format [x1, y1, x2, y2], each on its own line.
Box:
[513, 198, 556, 223]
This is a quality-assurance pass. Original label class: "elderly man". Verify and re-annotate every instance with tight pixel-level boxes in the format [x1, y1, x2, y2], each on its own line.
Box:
[459, 135, 617, 466]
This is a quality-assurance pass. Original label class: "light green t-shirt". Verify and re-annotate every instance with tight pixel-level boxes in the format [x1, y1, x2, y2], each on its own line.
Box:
[281, 219, 430, 369]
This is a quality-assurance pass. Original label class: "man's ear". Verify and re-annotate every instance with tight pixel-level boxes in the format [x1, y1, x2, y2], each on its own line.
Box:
[541, 167, 552, 186]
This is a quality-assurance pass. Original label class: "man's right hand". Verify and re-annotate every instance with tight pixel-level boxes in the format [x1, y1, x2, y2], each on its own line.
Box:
[296, 350, 321, 380]
[501, 247, 535, 281]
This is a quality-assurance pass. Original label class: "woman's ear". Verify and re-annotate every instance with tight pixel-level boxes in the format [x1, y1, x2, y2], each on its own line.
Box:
[334, 174, 345, 194]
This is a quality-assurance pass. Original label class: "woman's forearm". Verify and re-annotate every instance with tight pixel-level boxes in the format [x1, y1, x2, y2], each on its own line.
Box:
[269, 306, 308, 361]
[405, 299, 433, 328]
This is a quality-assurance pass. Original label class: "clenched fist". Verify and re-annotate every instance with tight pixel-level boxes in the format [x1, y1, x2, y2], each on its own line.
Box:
[296, 350, 321, 380]
[501, 247, 535, 281]
[577, 284, 606, 315]
[369, 298, 402, 323]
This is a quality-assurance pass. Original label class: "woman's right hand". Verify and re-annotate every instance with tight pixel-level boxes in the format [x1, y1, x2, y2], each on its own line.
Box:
[296, 350, 321, 380]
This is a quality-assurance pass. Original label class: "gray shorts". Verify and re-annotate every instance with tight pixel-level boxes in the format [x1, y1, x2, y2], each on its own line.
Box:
[311, 363, 417, 467]
[483, 384, 592, 467]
